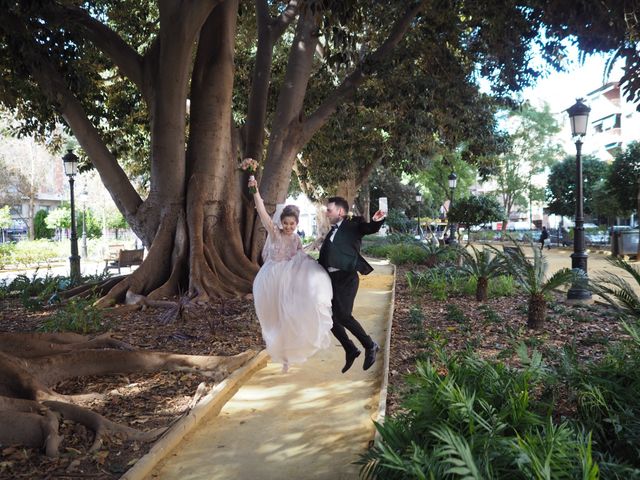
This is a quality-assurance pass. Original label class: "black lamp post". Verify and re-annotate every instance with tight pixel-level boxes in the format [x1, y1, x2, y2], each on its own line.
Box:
[566, 98, 592, 302]
[80, 188, 88, 259]
[448, 172, 458, 245]
[415, 192, 422, 239]
[62, 150, 80, 283]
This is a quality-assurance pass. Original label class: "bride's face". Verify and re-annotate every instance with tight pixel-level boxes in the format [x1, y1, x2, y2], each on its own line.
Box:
[281, 216, 298, 236]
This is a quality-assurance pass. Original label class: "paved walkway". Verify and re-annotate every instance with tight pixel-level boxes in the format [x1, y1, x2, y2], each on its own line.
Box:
[139, 260, 395, 480]
[478, 243, 640, 296]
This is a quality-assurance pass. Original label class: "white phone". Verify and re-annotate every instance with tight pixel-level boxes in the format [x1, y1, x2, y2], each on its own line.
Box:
[378, 197, 388, 214]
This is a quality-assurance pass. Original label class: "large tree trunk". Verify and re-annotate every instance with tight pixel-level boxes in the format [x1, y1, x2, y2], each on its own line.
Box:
[9, 1, 424, 305]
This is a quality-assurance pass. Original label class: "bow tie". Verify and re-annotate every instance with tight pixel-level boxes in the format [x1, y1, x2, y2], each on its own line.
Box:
[330, 225, 338, 231]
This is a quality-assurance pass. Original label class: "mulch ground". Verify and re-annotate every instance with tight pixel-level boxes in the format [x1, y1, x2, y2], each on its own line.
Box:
[0, 263, 627, 479]
[0, 296, 265, 479]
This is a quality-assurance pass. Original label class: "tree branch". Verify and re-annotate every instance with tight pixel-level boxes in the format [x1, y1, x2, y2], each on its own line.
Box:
[50, 5, 146, 97]
[243, 0, 298, 159]
[301, 0, 427, 144]
[271, 0, 299, 39]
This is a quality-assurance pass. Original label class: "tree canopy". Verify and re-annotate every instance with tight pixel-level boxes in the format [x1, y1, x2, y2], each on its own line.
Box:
[607, 142, 640, 216]
[546, 154, 611, 218]
[0, 0, 637, 302]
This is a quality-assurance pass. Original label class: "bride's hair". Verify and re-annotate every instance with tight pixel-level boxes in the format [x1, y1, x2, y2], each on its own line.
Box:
[280, 205, 300, 223]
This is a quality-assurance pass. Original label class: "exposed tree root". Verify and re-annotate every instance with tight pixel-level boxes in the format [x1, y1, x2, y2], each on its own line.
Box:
[0, 332, 257, 456]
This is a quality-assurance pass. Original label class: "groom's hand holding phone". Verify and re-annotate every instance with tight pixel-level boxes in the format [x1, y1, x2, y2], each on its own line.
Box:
[372, 210, 386, 222]
[373, 197, 387, 221]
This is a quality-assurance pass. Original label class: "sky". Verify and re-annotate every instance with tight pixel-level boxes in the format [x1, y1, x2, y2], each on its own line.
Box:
[522, 48, 625, 116]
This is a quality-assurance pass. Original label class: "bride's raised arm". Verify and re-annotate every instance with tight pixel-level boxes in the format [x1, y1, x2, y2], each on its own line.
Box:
[249, 178, 277, 234]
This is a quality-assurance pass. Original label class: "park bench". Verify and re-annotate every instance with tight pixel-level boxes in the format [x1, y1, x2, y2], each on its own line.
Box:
[104, 247, 144, 274]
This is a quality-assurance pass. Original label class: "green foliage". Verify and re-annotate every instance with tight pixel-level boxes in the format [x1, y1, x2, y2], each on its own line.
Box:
[388, 244, 430, 266]
[4, 270, 71, 311]
[607, 142, 640, 216]
[546, 154, 611, 217]
[591, 256, 640, 318]
[0, 239, 65, 268]
[448, 196, 505, 232]
[384, 208, 414, 234]
[39, 297, 107, 334]
[459, 245, 505, 301]
[406, 266, 469, 300]
[45, 206, 71, 231]
[558, 321, 640, 474]
[359, 348, 596, 479]
[501, 241, 576, 297]
[482, 103, 563, 223]
[33, 209, 53, 239]
[0, 205, 11, 230]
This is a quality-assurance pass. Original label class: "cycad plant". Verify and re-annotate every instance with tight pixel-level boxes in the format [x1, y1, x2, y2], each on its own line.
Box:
[501, 241, 577, 329]
[459, 245, 504, 301]
[590, 255, 640, 318]
[358, 346, 598, 479]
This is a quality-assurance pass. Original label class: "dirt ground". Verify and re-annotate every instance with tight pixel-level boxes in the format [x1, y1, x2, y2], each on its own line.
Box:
[0, 263, 626, 479]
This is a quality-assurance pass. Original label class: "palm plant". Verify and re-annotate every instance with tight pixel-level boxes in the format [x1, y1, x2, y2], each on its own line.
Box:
[501, 241, 577, 329]
[590, 256, 640, 318]
[459, 245, 504, 301]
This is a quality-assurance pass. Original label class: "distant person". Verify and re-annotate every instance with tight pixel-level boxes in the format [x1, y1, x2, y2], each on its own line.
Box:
[540, 226, 550, 250]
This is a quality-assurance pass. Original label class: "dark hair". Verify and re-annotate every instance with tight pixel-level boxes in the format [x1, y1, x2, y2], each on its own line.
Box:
[327, 196, 349, 214]
[280, 205, 300, 223]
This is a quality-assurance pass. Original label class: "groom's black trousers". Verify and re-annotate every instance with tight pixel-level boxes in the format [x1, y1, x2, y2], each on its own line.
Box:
[328, 270, 375, 353]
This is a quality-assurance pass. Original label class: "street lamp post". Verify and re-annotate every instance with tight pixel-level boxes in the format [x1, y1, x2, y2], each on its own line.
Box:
[80, 188, 88, 259]
[566, 98, 592, 302]
[415, 192, 422, 239]
[63, 150, 80, 284]
[448, 172, 458, 245]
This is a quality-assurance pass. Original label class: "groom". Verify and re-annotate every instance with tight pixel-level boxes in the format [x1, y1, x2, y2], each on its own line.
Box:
[318, 196, 386, 373]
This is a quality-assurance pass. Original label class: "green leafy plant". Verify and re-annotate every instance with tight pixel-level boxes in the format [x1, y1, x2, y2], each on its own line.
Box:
[590, 256, 640, 319]
[39, 297, 107, 334]
[501, 240, 577, 329]
[359, 347, 597, 479]
[459, 245, 505, 301]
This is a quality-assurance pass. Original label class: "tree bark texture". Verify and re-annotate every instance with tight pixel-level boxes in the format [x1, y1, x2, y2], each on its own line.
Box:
[527, 293, 546, 329]
[0, 332, 256, 456]
[8, 1, 424, 304]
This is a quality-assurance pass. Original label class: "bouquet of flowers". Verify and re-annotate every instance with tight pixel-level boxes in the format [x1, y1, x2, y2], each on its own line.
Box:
[240, 157, 259, 194]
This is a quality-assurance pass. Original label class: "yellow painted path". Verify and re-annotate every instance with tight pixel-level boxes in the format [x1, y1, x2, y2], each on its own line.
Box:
[141, 260, 395, 480]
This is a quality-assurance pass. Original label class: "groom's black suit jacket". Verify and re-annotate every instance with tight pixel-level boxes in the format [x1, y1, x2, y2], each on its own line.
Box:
[318, 216, 384, 275]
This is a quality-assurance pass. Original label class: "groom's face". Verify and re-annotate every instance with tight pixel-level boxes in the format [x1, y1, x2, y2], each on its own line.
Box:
[326, 202, 344, 224]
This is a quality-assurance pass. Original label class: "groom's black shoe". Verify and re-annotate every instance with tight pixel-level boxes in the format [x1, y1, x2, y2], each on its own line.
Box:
[363, 342, 380, 371]
[341, 349, 361, 373]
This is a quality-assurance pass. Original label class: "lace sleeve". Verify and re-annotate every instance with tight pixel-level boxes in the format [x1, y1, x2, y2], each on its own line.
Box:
[253, 192, 278, 235]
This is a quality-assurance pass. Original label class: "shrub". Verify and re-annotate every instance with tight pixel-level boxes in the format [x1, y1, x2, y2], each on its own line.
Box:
[34, 209, 54, 239]
[39, 297, 107, 334]
[359, 346, 597, 479]
[0, 239, 65, 268]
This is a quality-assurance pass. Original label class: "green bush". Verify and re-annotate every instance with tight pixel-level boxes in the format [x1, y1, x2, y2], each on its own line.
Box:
[388, 244, 430, 265]
[6, 271, 72, 310]
[34, 209, 54, 239]
[359, 345, 598, 479]
[0, 239, 65, 268]
[39, 297, 107, 334]
[559, 321, 640, 475]
[0, 242, 15, 269]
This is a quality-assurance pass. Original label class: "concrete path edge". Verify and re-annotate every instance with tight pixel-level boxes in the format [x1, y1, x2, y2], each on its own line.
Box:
[373, 262, 396, 443]
[121, 350, 269, 480]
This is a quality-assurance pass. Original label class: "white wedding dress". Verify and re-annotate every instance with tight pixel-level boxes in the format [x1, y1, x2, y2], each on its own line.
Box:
[253, 212, 333, 369]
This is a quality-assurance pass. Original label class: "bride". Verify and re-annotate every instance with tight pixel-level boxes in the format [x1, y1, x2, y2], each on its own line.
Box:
[248, 177, 333, 372]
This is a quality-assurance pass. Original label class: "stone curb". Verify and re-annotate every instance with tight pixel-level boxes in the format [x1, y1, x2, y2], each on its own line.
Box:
[121, 350, 269, 480]
[373, 262, 397, 442]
